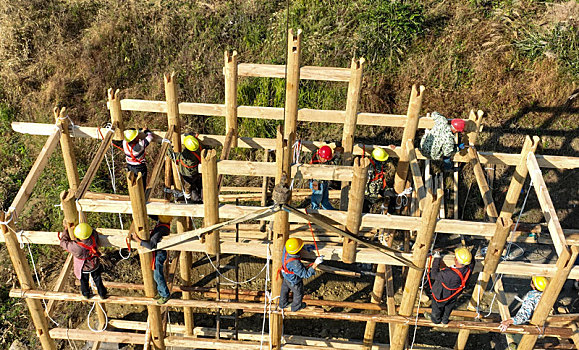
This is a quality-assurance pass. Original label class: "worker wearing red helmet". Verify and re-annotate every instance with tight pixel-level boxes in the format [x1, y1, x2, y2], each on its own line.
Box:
[308, 144, 341, 210]
[419, 112, 466, 171]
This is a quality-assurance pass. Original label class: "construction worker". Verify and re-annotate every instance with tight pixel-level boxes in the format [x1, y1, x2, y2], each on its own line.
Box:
[131, 215, 173, 304]
[364, 146, 397, 213]
[168, 133, 203, 202]
[426, 247, 475, 324]
[419, 112, 466, 171]
[113, 127, 154, 183]
[308, 145, 341, 210]
[499, 276, 548, 332]
[59, 221, 108, 299]
[279, 237, 324, 312]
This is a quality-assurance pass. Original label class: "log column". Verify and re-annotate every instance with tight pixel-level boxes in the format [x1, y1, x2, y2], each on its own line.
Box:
[283, 28, 301, 149]
[390, 189, 443, 350]
[202, 149, 220, 255]
[518, 246, 579, 350]
[393, 85, 425, 194]
[0, 212, 56, 350]
[54, 107, 79, 191]
[107, 88, 124, 142]
[342, 157, 370, 263]
[126, 172, 165, 350]
[341, 57, 365, 166]
[224, 50, 238, 148]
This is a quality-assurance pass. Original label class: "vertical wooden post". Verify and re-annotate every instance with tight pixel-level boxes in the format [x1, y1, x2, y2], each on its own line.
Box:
[164, 72, 181, 150]
[126, 172, 165, 349]
[224, 50, 238, 148]
[342, 157, 370, 263]
[457, 136, 539, 350]
[54, 107, 80, 191]
[468, 146, 498, 221]
[259, 149, 270, 231]
[390, 188, 443, 350]
[202, 149, 220, 255]
[270, 127, 291, 350]
[283, 28, 301, 149]
[341, 57, 365, 166]
[518, 246, 579, 350]
[394, 85, 425, 194]
[107, 88, 124, 141]
[465, 110, 484, 146]
[0, 212, 56, 350]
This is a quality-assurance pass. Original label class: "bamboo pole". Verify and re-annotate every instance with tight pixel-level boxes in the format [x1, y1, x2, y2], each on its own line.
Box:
[518, 246, 579, 349]
[126, 172, 165, 349]
[390, 188, 443, 350]
[54, 107, 79, 190]
[394, 85, 425, 194]
[342, 157, 370, 263]
[271, 127, 292, 350]
[224, 50, 238, 148]
[283, 28, 302, 149]
[341, 57, 365, 166]
[202, 149, 220, 255]
[0, 212, 56, 350]
[107, 88, 124, 141]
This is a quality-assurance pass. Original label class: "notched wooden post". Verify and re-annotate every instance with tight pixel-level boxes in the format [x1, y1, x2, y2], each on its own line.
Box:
[342, 157, 370, 263]
[108, 88, 124, 141]
[202, 149, 220, 255]
[224, 50, 239, 148]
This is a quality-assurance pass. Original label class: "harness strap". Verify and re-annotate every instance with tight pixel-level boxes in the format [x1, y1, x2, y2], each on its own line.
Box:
[276, 251, 301, 280]
[426, 255, 471, 303]
[75, 235, 100, 260]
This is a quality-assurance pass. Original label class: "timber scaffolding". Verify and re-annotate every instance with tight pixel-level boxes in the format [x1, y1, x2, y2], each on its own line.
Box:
[2, 28, 579, 350]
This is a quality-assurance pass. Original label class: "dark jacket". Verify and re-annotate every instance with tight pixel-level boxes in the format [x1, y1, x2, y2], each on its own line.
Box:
[429, 256, 475, 302]
[171, 148, 202, 178]
[280, 248, 315, 285]
[140, 222, 170, 250]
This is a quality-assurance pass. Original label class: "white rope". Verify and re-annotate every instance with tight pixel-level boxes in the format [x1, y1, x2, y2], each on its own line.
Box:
[86, 300, 108, 332]
[396, 187, 413, 209]
[57, 114, 77, 138]
[260, 243, 272, 350]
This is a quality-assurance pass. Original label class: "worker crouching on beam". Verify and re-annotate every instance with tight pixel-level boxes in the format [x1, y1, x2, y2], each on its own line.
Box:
[419, 112, 466, 172]
[425, 247, 475, 324]
[499, 276, 548, 332]
[168, 133, 203, 203]
[364, 146, 398, 213]
[308, 144, 341, 210]
[278, 237, 324, 312]
[59, 221, 108, 299]
[113, 127, 154, 183]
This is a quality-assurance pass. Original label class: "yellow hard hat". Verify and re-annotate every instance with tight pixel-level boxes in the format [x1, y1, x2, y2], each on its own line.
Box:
[158, 215, 173, 224]
[372, 148, 389, 162]
[454, 247, 472, 265]
[74, 223, 93, 240]
[285, 237, 304, 254]
[124, 129, 139, 142]
[532, 276, 548, 292]
[183, 135, 200, 152]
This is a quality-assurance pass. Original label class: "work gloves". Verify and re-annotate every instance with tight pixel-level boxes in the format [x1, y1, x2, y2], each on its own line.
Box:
[314, 256, 324, 265]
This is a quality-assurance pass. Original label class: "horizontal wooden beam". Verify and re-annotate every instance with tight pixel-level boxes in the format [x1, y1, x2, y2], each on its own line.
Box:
[4, 232, 579, 278]
[14, 290, 573, 338]
[13, 122, 579, 169]
[7, 128, 61, 218]
[237, 63, 351, 81]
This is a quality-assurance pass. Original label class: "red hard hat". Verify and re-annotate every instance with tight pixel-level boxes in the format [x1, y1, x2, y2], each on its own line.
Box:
[317, 145, 333, 160]
[451, 119, 465, 132]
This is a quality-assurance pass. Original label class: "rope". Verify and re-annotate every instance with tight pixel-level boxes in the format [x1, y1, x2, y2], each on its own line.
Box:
[260, 243, 272, 350]
[57, 114, 76, 138]
[395, 187, 413, 209]
[304, 208, 321, 257]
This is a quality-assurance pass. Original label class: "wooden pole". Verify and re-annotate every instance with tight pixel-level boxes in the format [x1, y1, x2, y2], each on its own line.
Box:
[54, 107, 80, 190]
[283, 28, 302, 149]
[390, 188, 443, 350]
[342, 57, 365, 166]
[468, 146, 498, 221]
[394, 85, 425, 194]
[107, 88, 124, 141]
[518, 246, 579, 350]
[465, 110, 484, 147]
[270, 127, 291, 350]
[259, 149, 270, 231]
[342, 157, 370, 263]
[224, 50, 239, 148]
[0, 212, 56, 350]
[164, 72, 181, 151]
[202, 149, 220, 255]
[126, 172, 165, 350]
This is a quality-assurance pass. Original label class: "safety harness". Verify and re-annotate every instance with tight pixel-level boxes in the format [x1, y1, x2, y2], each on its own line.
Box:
[124, 140, 147, 165]
[177, 149, 202, 169]
[75, 235, 101, 260]
[426, 255, 472, 303]
[368, 158, 387, 190]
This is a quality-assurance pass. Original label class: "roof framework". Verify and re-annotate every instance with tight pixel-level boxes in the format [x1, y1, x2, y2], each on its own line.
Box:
[2, 29, 578, 350]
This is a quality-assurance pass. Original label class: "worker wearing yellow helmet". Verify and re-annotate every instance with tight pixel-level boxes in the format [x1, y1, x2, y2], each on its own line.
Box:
[499, 276, 549, 332]
[278, 237, 324, 312]
[425, 247, 475, 324]
[132, 215, 173, 304]
[364, 145, 397, 213]
[167, 133, 203, 203]
[59, 221, 108, 299]
[112, 126, 155, 183]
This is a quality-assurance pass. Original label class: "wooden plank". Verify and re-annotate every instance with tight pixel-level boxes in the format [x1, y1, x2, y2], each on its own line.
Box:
[74, 129, 113, 199]
[7, 128, 61, 218]
[13, 122, 579, 169]
[237, 63, 351, 82]
[527, 152, 568, 256]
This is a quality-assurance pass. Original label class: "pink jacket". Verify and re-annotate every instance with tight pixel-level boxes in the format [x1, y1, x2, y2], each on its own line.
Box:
[59, 227, 101, 279]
